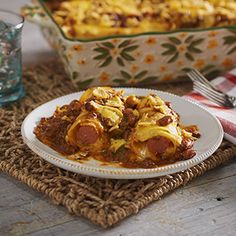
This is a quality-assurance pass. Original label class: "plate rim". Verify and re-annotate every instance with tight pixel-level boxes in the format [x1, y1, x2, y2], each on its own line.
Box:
[21, 87, 224, 179]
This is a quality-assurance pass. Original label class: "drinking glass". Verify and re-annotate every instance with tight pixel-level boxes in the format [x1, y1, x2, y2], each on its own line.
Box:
[0, 10, 24, 106]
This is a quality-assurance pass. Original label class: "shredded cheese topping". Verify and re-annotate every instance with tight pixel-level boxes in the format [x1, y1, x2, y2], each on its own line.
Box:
[47, 0, 236, 39]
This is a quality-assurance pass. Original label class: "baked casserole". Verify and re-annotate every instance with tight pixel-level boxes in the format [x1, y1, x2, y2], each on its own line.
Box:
[22, 0, 236, 87]
[47, 0, 236, 39]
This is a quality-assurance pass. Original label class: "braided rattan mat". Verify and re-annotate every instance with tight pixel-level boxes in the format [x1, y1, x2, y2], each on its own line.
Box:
[0, 62, 236, 228]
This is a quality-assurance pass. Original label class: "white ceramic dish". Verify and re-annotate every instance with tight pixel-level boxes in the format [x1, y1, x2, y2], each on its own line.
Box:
[21, 88, 223, 179]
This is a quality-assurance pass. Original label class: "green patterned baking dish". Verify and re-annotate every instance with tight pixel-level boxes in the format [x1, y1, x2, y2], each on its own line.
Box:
[22, 0, 236, 89]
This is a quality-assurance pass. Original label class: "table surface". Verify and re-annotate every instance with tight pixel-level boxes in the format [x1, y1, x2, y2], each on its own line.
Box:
[0, 1, 236, 236]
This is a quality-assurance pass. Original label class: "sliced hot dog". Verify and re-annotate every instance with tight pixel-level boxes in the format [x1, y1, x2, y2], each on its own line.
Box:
[147, 136, 171, 156]
[76, 125, 99, 144]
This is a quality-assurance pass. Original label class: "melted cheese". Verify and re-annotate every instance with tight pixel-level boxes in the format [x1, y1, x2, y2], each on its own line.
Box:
[110, 139, 126, 152]
[65, 87, 195, 161]
[90, 100, 123, 127]
[47, 0, 236, 39]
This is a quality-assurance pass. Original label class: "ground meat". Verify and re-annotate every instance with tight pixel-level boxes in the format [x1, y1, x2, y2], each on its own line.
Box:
[58, 100, 82, 122]
[181, 149, 196, 160]
[34, 100, 83, 155]
[34, 117, 78, 155]
[179, 138, 194, 150]
[123, 108, 138, 127]
[104, 146, 131, 163]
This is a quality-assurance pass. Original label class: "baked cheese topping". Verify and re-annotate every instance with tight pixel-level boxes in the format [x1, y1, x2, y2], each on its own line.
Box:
[46, 0, 236, 39]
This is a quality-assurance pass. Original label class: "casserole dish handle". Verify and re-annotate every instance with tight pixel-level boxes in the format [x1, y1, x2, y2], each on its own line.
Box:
[21, 4, 52, 28]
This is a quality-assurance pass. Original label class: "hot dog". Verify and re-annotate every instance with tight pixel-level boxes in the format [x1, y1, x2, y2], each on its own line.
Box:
[76, 125, 99, 145]
[147, 136, 172, 156]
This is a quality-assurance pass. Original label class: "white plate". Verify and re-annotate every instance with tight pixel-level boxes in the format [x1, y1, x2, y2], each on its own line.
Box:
[21, 88, 223, 179]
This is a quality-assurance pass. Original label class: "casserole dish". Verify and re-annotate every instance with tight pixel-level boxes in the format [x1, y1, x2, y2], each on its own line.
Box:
[22, 0, 236, 89]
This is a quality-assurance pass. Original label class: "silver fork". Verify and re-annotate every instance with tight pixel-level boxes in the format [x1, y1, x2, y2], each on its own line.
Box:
[193, 81, 235, 107]
[188, 68, 219, 91]
[187, 69, 236, 108]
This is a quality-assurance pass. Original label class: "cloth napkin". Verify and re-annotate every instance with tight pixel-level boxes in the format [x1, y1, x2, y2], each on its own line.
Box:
[184, 69, 236, 145]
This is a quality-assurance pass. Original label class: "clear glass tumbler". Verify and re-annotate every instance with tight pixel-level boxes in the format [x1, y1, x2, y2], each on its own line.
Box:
[0, 10, 24, 106]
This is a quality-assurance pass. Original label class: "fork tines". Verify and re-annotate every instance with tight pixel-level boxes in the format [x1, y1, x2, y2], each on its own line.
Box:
[187, 69, 235, 108]
[187, 68, 217, 90]
[193, 83, 231, 107]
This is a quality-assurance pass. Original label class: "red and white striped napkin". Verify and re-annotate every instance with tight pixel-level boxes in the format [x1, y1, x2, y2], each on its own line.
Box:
[184, 69, 236, 144]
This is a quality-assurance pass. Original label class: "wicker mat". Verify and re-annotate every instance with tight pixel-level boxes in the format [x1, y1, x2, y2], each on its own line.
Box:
[0, 62, 235, 228]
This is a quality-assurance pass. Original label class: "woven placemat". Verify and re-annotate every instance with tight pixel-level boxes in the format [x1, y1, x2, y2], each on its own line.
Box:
[0, 61, 235, 228]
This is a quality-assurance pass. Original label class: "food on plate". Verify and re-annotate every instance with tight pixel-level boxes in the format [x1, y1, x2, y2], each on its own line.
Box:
[34, 87, 200, 168]
[46, 0, 236, 39]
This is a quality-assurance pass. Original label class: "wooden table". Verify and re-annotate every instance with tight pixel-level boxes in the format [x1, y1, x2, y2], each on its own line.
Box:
[1, 161, 236, 236]
[0, 1, 236, 235]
